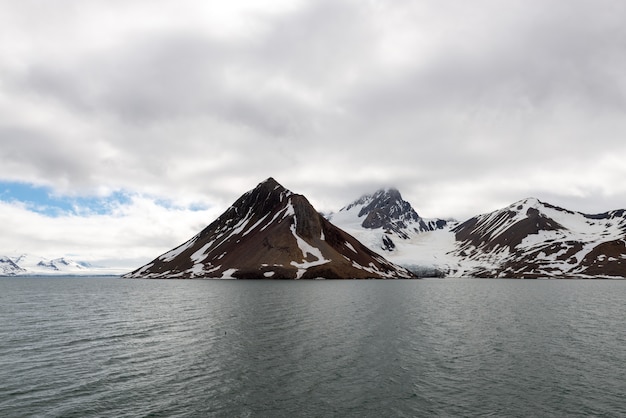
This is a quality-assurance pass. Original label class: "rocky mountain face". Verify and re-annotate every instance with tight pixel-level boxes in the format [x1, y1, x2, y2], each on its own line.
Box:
[329, 188, 448, 252]
[452, 198, 626, 278]
[124, 178, 416, 279]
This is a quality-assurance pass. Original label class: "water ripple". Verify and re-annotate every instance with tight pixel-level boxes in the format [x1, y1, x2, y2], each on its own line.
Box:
[0, 278, 625, 417]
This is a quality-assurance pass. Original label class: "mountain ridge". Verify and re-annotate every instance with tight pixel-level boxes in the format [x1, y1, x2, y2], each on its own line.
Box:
[331, 191, 626, 278]
[330, 188, 448, 251]
[451, 197, 626, 278]
[5, 184, 625, 279]
[0, 254, 121, 276]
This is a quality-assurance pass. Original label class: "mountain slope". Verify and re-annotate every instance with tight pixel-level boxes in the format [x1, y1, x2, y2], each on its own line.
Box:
[329, 188, 453, 276]
[330, 188, 448, 251]
[452, 198, 626, 278]
[124, 178, 416, 279]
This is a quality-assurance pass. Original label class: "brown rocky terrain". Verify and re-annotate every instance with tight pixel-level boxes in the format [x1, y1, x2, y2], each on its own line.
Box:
[124, 178, 416, 279]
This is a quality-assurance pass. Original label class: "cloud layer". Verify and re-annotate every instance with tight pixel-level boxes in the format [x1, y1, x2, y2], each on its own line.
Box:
[1, 0, 626, 266]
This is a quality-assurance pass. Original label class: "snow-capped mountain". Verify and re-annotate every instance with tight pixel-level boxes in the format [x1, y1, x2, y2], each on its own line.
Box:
[329, 188, 448, 251]
[12, 254, 90, 273]
[124, 178, 415, 279]
[329, 188, 453, 276]
[0, 256, 26, 276]
[451, 198, 626, 278]
[330, 192, 626, 278]
[0, 254, 122, 276]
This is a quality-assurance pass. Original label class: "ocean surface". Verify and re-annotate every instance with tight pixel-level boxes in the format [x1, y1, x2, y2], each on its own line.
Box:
[0, 277, 624, 417]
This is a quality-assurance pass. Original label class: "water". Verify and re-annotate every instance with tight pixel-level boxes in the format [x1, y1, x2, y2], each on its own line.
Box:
[0, 278, 624, 417]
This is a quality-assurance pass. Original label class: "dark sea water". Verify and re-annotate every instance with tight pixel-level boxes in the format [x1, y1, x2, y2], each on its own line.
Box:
[0, 277, 624, 417]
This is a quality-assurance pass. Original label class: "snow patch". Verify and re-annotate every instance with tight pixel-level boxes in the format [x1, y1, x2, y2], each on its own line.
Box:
[261, 206, 290, 231]
[221, 268, 238, 279]
[241, 213, 270, 236]
[283, 200, 295, 219]
[288, 209, 330, 278]
[189, 264, 205, 277]
[160, 237, 198, 262]
[135, 263, 154, 276]
[190, 242, 214, 264]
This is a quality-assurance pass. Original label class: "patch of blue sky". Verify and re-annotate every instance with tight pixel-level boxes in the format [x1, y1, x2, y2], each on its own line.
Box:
[0, 181, 131, 217]
[153, 198, 211, 212]
[0, 181, 211, 216]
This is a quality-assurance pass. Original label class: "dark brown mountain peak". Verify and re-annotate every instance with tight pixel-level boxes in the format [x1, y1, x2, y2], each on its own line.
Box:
[450, 197, 626, 278]
[124, 178, 415, 280]
[228, 177, 290, 214]
[454, 197, 566, 252]
[356, 188, 421, 222]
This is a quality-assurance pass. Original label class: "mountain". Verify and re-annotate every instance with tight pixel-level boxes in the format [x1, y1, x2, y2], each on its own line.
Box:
[330, 192, 626, 278]
[0, 254, 120, 276]
[452, 198, 626, 278]
[124, 178, 416, 279]
[13, 254, 89, 273]
[0, 256, 26, 276]
[329, 188, 452, 277]
[329, 188, 448, 251]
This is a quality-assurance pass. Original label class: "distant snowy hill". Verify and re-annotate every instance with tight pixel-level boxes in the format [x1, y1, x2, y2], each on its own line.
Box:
[0, 256, 26, 276]
[0, 254, 122, 276]
[451, 198, 626, 278]
[329, 188, 452, 276]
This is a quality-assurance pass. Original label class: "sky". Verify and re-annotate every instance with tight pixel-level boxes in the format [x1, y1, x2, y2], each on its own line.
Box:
[1, 0, 626, 269]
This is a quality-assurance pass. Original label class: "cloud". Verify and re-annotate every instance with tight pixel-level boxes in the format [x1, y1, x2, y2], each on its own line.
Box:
[0, 193, 221, 270]
[1, 0, 626, 261]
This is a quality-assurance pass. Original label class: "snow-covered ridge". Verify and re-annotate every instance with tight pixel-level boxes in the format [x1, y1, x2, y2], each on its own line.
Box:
[330, 187, 448, 252]
[452, 198, 626, 278]
[330, 190, 626, 278]
[328, 187, 455, 277]
[0, 254, 122, 276]
[0, 256, 25, 276]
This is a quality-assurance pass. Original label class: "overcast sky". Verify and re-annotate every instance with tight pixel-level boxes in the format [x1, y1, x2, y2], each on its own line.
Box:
[1, 0, 626, 269]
